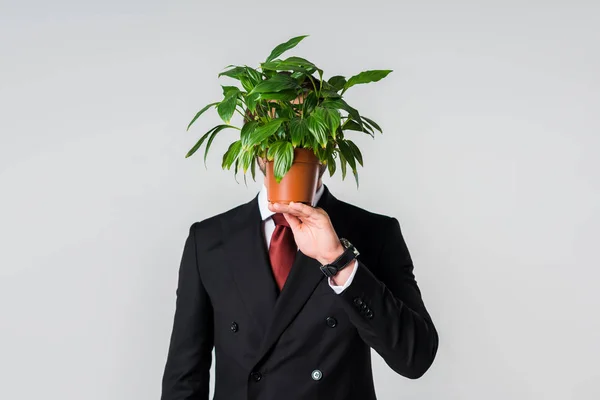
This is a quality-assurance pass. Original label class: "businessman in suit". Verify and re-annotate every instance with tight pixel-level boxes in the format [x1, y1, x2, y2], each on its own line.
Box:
[160, 149, 439, 399]
[162, 79, 438, 398]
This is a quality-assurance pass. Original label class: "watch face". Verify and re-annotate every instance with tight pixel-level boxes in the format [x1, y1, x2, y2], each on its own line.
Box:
[340, 238, 351, 248]
[340, 238, 360, 257]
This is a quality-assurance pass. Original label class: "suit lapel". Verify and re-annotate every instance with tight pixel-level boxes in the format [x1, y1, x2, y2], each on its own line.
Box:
[219, 195, 278, 338]
[255, 184, 344, 364]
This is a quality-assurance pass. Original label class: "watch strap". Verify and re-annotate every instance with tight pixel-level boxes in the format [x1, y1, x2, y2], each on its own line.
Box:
[320, 243, 358, 278]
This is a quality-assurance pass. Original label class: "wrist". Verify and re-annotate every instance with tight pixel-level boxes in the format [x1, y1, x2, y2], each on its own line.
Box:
[330, 260, 355, 286]
[319, 243, 345, 265]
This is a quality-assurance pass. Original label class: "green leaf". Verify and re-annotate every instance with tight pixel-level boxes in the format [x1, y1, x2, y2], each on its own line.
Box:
[239, 76, 254, 92]
[320, 99, 345, 110]
[265, 35, 309, 64]
[327, 75, 347, 91]
[326, 152, 336, 177]
[260, 140, 268, 152]
[361, 120, 374, 135]
[262, 56, 319, 75]
[359, 119, 374, 134]
[320, 80, 335, 91]
[269, 102, 295, 120]
[302, 91, 318, 115]
[247, 118, 286, 147]
[337, 140, 357, 171]
[321, 98, 363, 130]
[187, 102, 218, 131]
[186, 124, 231, 158]
[203, 131, 219, 167]
[261, 59, 286, 70]
[343, 70, 392, 93]
[263, 69, 276, 79]
[284, 56, 317, 69]
[342, 119, 363, 132]
[250, 153, 257, 181]
[218, 66, 246, 79]
[320, 90, 341, 99]
[339, 150, 348, 180]
[222, 140, 242, 169]
[314, 145, 326, 161]
[245, 92, 259, 113]
[324, 108, 341, 139]
[261, 61, 311, 74]
[203, 125, 237, 166]
[217, 97, 237, 124]
[240, 149, 255, 173]
[233, 158, 240, 182]
[222, 85, 240, 96]
[301, 74, 321, 92]
[266, 141, 283, 160]
[362, 116, 382, 133]
[186, 129, 212, 158]
[307, 107, 329, 147]
[290, 118, 309, 147]
[257, 89, 298, 102]
[345, 139, 363, 166]
[217, 87, 240, 123]
[249, 74, 299, 94]
[276, 125, 286, 139]
[273, 141, 294, 182]
[343, 119, 373, 137]
[243, 67, 262, 85]
[340, 140, 359, 187]
[240, 121, 258, 147]
[338, 99, 362, 128]
[324, 140, 335, 158]
[302, 131, 316, 149]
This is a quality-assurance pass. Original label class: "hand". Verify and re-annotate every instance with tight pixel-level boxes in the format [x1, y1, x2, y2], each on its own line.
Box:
[268, 201, 344, 266]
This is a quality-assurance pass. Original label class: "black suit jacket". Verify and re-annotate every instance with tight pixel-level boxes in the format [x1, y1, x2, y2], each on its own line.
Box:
[161, 184, 438, 400]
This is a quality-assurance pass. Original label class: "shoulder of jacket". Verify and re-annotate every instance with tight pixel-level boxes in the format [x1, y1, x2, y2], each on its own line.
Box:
[189, 197, 255, 237]
[333, 197, 396, 227]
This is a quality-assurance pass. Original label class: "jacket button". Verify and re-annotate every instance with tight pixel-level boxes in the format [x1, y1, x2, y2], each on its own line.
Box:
[326, 317, 337, 328]
[360, 303, 367, 311]
[230, 322, 239, 333]
[365, 309, 374, 319]
[353, 297, 363, 306]
[311, 369, 323, 381]
[250, 371, 262, 382]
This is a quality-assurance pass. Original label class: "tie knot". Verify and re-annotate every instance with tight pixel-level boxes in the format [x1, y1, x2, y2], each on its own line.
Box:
[271, 213, 289, 227]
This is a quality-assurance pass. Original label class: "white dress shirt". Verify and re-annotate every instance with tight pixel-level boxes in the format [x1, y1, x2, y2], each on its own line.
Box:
[257, 183, 358, 294]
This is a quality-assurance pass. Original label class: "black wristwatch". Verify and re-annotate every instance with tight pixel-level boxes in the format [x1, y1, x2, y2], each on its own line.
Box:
[319, 238, 360, 278]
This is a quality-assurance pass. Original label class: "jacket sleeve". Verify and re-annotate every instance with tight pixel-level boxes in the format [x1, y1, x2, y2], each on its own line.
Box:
[338, 217, 438, 379]
[161, 223, 214, 399]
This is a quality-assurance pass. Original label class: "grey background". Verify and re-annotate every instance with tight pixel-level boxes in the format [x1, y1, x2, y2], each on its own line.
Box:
[1, 1, 599, 399]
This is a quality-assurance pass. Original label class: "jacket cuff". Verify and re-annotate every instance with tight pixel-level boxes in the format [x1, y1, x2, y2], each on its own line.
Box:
[328, 259, 359, 294]
[337, 260, 384, 321]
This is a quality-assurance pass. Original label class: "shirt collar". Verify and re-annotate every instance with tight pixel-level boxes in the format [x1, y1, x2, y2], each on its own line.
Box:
[258, 182, 325, 221]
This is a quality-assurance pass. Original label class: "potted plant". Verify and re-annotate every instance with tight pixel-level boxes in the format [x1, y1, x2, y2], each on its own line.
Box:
[185, 34, 391, 204]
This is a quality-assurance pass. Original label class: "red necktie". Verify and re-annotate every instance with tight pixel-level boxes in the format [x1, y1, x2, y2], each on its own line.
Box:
[269, 213, 297, 290]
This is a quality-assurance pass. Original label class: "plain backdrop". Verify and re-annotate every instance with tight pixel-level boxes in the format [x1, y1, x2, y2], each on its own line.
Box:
[1, 1, 599, 399]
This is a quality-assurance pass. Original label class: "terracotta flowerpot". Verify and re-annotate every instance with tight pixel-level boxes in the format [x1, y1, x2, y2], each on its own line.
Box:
[266, 148, 321, 204]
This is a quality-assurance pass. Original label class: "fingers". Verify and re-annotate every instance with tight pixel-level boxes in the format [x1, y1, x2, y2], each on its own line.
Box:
[271, 201, 322, 220]
[267, 202, 303, 228]
[282, 212, 302, 230]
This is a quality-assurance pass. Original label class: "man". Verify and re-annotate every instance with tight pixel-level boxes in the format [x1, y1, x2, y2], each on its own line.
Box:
[161, 86, 438, 399]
